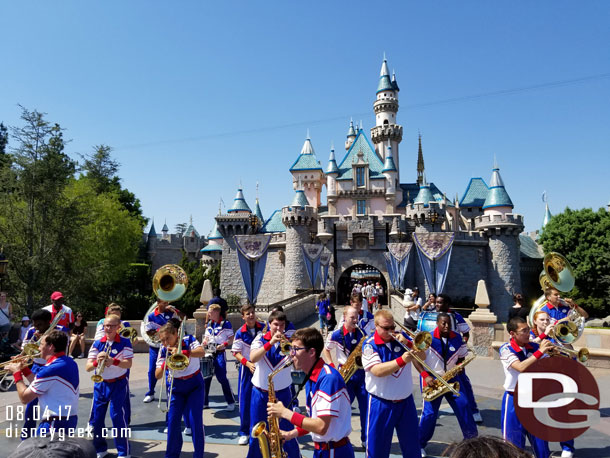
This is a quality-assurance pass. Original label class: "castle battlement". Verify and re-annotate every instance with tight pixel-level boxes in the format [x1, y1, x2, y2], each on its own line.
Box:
[215, 213, 257, 237]
[281, 205, 316, 226]
[370, 125, 403, 142]
[474, 213, 524, 235]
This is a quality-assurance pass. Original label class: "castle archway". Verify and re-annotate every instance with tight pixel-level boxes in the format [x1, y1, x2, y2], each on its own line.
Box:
[336, 264, 387, 307]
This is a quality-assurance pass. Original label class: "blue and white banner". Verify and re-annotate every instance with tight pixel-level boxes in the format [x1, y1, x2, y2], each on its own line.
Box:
[234, 234, 272, 304]
[386, 243, 413, 290]
[302, 244, 324, 289]
[319, 249, 332, 290]
[384, 252, 397, 289]
[413, 232, 455, 294]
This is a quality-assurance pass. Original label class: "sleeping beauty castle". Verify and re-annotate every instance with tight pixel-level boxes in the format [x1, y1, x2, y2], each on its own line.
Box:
[153, 57, 543, 320]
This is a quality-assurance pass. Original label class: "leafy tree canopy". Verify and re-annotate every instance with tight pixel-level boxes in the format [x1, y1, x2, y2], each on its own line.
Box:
[539, 207, 610, 317]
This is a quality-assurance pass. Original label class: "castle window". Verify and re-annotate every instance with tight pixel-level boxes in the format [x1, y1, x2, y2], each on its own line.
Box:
[357, 200, 366, 215]
[356, 167, 365, 187]
[383, 120, 389, 125]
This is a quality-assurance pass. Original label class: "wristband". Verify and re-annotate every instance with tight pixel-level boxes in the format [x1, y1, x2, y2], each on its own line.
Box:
[263, 342, 272, 352]
[223, 341, 228, 347]
[13, 371, 23, 383]
[296, 426, 308, 437]
[538, 333, 547, 340]
[533, 350, 543, 359]
[241, 357, 248, 366]
[396, 356, 407, 368]
[420, 371, 430, 379]
[112, 358, 121, 366]
[182, 349, 191, 357]
[22, 367, 32, 377]
[92, 360, 99, 368]
[291, 411, 305, 428]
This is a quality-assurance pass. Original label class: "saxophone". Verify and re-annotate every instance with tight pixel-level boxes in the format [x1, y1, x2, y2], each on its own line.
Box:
[339, 334, 365, 383]
[252, 357, 293, 458]
[422, 353, 476, 402]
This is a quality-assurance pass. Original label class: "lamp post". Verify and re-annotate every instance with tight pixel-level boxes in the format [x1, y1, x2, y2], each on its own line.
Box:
[0, 249, 7, 292]
[249, 214, 258, 234]
[428, 210, 439, 232]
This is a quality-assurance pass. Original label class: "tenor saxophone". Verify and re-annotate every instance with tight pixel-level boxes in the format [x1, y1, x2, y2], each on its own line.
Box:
[422, 353, 476, 402]
[339, 336, 365, 383]
[252, 357, 293, 458]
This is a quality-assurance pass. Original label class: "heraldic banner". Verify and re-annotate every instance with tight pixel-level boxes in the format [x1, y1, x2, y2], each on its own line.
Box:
[319, 249, 332, 290]
[302, 243, 324, 289]
[412, 232, 455, 294]
[234, 234, 272, 304]
[386, 243, 413, 290]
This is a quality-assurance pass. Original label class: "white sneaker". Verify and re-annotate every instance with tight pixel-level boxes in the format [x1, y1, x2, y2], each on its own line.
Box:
[421, 448, 427, 457]
[163, 427, 168, 433]
[226, 403, 236, 412]
[96, 452, 109, 458]
[78, 353, 85, 359]
[238, 435, 249, 445]
[561, 451, 574, 458]
[473, 411, 483, 423]
[184, 427, 192, 435]
[143, 395, 154, 403]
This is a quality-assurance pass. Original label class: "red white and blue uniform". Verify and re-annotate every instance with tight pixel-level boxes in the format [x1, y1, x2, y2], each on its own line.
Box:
[418, 328, 477, 449]
[361, 331, 421, 458]
[21, 324, 69, 439]
[88, 334, 133, 457]
[303, 359, 354, 458]
[500, 339, 550, 458]
[42, 304, 74, 329]
[338, 310, 375, 335]
[247, 331, 300, 458]
[28, 352, 79, 434]
[325, 325, 368, 444]
[203, 319, 236, 407]
[157, 334, 205, 458]
[231, 320, 265, 438]
[144, 304, 180, 397]
[540, 301, 571, 326]
[94, 318, 132, 340]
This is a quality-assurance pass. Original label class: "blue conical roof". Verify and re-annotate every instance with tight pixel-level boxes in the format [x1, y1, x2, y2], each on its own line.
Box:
[413, 175, 435, 207]
[542, 203, 552, 229]
[289, 136, 323, 172]
[326, 147, 339, 175]
[255, 198, 264, 223]
[391, 70, 400, 92]
[482, 166, 514, 210]
[185, 223, 199, 238]
[148, 220, 157, 237]
[228, 188, 252, 213]
[377, 57, 394, 94]
[291, 190, 309, 207]
[347, 119, 356, 138]
[208, 221, 222, 240]
[162, 222, 169, 232]
[382, 144, 397, 173]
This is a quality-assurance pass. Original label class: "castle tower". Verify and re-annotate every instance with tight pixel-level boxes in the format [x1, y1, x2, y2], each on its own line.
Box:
[417, 133, 425, 186]
[282, 190, 317, 297]
[326, 145, 339, 215]
[542, 202, 552, 230]
[228, 188, 252, 214]
[475, 162, 523, 320]
[413, 174, 435, 207]
[382, 142, 398, 213]
[254, 198, 264, 226]
[161, 221, 170, 242]
[345, 119, 357, 151]
[370, 56, 403, 178]
[289, 134, 325, 207]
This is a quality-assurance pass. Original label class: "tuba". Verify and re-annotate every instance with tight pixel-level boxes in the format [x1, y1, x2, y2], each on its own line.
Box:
[119, 325, 138, 343]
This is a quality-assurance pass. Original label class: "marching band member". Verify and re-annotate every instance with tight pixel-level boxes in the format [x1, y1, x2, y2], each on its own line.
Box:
[19, 309, 70, 439]
[268, 327, 355, 458]
[86, 314, 133, 458]
[269, 305, 299, 412]
[94, 303, 132, 340]
[540, 287, 588, 326]
[156, 318, 206, 458]
[361, 309, 423, 458]
[143, 300, 184, 403]
[231, 303, 265, 445]
[500, 316, 551, 458]
[202, 303, 236, 410]
[418, 313, 477, 456]
[322, 306, 368, 447]
[435, 294, 482, 423]
[6, 330, 79, 435]
[338, 293, 374, 335]
[43, 291, 74, 330]
[247, 310, 300, 458]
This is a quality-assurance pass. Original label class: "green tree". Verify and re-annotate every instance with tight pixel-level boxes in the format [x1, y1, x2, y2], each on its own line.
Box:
[539, 207, 610, 316]
[172, 254, 221, 317]
[0, 123, 8, 169]
[175, 223, 187, 237]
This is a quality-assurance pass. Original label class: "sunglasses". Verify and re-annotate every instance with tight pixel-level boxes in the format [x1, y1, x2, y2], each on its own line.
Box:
[377, 325, 395, 331]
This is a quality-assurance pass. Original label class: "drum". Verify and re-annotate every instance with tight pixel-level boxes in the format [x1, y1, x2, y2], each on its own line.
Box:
[417, 311, 439, 333]
[200, 356, 215, 379]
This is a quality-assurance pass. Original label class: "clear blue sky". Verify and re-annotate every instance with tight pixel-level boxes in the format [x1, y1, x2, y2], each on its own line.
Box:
[2, 1, 609, 235]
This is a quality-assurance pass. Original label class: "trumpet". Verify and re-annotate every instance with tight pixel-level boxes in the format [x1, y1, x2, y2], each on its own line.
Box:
[279, 334, 292, 356]
[91, 340, 111, 383]
[548, 343, 589, 363]
[119, 325, 138, 343]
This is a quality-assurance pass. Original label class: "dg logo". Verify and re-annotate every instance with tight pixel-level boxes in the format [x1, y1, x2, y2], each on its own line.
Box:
[514, 356, 600, 442]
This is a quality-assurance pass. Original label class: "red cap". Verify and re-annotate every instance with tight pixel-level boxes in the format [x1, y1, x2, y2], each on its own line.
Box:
[50, 291, 64, 301]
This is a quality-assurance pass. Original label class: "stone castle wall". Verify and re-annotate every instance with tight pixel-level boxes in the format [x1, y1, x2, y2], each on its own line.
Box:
[257, 246, 287, 304]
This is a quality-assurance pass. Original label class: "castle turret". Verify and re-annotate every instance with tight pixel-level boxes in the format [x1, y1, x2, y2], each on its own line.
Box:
[345, 119, 357, 151]
[542, 202, 552, 230]
[228, 188, 252, 214]
[413, 174, 435, 207]
[417, 133, 425, 186]
[289, 134, 325, 208]
[482, 161, 514, 216]
[382, 142, 398, 213]
[161, 221, 170, 241]
[370, 56, 403, 178]
[254, 198, 264, 225]
[326, 145, 339, 214]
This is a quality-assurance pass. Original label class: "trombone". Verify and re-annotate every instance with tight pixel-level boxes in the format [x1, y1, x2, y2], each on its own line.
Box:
[0, 354, 35, 378]
[391, 323, 461, 397]
[158, 317, 189, 413]
[22, 309, 66, 356]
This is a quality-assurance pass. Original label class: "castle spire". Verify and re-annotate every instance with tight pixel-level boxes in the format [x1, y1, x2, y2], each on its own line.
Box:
[382, 141, 397, 172]
[347, 118, 356, 138]
[326, 144, 339, 175]
[255, 197, 264, 223]
[417, 132, 425, 186]
[482, 160, 514, 211]
[228, 187, 252, 213]
[542, 202, 552, 230]
[377, 55, 394, 94]
[414, 172, 435, 207]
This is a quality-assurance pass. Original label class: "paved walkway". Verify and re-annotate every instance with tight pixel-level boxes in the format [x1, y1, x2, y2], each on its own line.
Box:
[1, 313, 609, 457]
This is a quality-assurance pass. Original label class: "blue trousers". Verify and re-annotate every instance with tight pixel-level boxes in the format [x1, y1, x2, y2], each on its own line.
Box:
[91, 377, 131, 457]
[458, 370, 479, 413]
[166, 373, 205, 458]
[238, 365, 254, 437]
[314, 443, 355, 458]
[247, 386, 300, 458]
[21, 398, 39, 440]
[366, 394, 421, 458]
[501, 391, 550, 458]
[561, 439, 575, 453]
[346, 375, 368, 444]
[37, 416, 78, 435]
[204, 352, 235, 406]
[147, 346, 160, 396]
[419, 386, 478, 448]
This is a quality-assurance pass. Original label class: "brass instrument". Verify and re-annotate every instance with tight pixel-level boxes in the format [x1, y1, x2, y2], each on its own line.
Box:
[159, 317, 189, 413]
[339, 326, 365, 383]
[394, 320, 433, 351]
[548, 343, 589, 363]
[91, 340, 111, 383]
[119, 325, 138, 343]
[279, 334, 292, 356]
[23, 309, 66, 356]
[0, 354, 35, 378]
[422, 353, 476, 402]
[252, 357, 293, 458]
